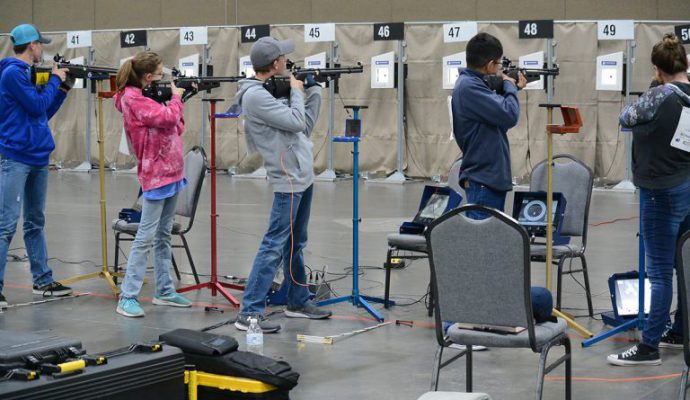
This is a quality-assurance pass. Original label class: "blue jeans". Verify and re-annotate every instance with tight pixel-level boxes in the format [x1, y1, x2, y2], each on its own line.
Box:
[240, 185, 313, 316]
[0, 156, 54, 293]
[641, 180, 690, 349]
[464, 180, 507, 220]
[120, 194, 178, 300]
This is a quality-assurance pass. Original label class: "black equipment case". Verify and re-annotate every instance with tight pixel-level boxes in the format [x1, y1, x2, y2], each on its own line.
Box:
[0, 344, 186, 400]
[0, 330, 83, 371]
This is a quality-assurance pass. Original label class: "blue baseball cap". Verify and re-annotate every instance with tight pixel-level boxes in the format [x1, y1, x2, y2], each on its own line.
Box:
[10, 24, 51, 46]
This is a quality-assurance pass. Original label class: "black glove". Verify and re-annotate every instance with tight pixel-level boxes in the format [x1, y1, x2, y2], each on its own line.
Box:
[60, 74, 76, 92]
[304, 73, 319, 89]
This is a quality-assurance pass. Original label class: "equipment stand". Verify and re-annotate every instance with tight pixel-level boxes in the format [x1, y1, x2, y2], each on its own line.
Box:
[583, 194, 645, 347]
[177, 99, 244, 306]
[540, 103, 593, 338]
[61, 78, 119, 295]
[318, 106, 390, 321]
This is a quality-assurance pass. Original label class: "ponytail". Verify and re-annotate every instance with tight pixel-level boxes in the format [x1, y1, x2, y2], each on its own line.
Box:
[115, 51, 163, 92]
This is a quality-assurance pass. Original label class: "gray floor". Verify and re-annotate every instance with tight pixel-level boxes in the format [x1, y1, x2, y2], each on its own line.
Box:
[0, 171, 685, 399]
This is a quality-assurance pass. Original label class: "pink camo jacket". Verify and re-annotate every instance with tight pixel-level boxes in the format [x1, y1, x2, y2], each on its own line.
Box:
[114, 86, 185, 191]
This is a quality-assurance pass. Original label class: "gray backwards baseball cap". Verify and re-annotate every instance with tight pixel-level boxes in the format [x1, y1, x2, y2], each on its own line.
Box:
[250, 37, 295, 68]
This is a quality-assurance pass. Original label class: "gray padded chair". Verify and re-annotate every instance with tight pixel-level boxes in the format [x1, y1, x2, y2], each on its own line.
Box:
[529, 154, 594, 316]
[676, 231, 690, 400]
[112, 146, 207, 284]
[426, 205, 571, 399]
[384, 158, 463, 316]
[417, 392, 491, 400]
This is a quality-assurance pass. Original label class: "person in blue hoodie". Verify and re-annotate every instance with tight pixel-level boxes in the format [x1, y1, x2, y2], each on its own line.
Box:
[451, 32, 526, 220]
[233, 37, 331, 333]
[0, 24, 73, 308]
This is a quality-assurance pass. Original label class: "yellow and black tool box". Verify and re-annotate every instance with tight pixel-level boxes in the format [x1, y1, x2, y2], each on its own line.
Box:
[0, 342, 186, 400]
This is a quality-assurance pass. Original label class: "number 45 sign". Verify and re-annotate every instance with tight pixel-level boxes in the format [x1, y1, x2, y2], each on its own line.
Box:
[304, 24, 335, 42]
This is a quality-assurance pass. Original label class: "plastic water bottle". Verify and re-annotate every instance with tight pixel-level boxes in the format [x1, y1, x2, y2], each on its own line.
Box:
[246, 318, 264, 355]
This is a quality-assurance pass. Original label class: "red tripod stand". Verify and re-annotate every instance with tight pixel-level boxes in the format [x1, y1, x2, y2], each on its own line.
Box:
[177, 99, 243, 306]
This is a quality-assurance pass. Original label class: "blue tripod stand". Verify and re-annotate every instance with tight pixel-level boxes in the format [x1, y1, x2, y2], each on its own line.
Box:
[318, 106, 391, 322]
[583, 192, 646, 347]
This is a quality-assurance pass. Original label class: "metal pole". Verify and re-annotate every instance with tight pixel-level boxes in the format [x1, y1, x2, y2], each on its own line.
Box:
[545, 38, 555, 291]
[623, 40, 635, 183]
[327, 42, 336, 172]
[396, 40, 405, 174]
[613, 40, 636, 191]
[85, 47, 94, 168]
[201, 46, 209, 150]
[378, 40, 407, 183]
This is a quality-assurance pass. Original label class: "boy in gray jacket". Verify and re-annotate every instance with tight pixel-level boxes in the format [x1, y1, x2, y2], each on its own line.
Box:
[234, 37, 330, 333]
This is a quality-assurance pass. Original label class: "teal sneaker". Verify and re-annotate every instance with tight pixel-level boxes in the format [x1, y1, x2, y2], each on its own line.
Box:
[116, 298, 145, 317]
[152, 292, 192, 308]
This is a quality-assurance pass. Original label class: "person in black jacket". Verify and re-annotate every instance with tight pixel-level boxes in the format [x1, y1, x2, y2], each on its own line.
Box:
[608, 33, 690, 367]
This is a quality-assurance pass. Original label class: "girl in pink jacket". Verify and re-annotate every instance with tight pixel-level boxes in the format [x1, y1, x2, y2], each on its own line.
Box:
[113, 51, 192, 317]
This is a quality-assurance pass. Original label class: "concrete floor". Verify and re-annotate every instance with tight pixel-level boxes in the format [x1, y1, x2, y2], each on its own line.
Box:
[0, 171, 685, 399]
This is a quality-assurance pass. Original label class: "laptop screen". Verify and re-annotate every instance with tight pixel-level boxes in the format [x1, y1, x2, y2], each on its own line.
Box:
[615, 278, 651, 316]
[413, 192, 450, 224]
[517, 198, 560, 227]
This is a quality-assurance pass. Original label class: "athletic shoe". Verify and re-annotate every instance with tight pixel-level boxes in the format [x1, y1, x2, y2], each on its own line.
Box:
[116, 298, 145, 318]
[285, 302, 332, 319]
[33, 282, 72, 297]
[152, 293, 192, 308]
[0, 293, 7, 308]
[607, 345, 661, 366]
[659, 330, 684, 349]
[235, 314, 281, 333]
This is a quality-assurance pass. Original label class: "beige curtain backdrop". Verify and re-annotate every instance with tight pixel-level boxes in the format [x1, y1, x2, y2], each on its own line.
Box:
[0, 21, 686, 181]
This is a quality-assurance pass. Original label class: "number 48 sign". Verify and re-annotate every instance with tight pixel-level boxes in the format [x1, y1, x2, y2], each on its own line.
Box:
[518, 20, 554, 39]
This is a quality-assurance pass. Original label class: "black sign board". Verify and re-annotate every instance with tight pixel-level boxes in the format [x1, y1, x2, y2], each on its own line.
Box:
[120, 30, 147, 48]
[241, 25, 270, 43]
[373, 22, 404, 41]
[675, 24, 690, 45]
[518, 20, 554, 39]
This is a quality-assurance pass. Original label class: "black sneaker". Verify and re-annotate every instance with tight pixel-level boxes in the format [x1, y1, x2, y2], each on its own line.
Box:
[0, 293, 7, 308]
[607, 345, 661, 366]
[285, 302, 332, 320]
[235, 314, 281, 333]
[659, 330, 684, 349]
[32, 282, 73, 297]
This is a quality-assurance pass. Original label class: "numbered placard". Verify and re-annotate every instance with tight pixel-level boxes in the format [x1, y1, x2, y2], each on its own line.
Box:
[442, 22, 477, 43]
[120, 30, 147, 48]
[66, 31, 92, 48]
[373, 22, 404, 41]
[598, 20, 634, 40]
[241, 25, 270, 43]
[179, 26, 208, 45]
[304, 23, 335, 42]
[675, 24, 690, 45]
[518, 20, 554, 39]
